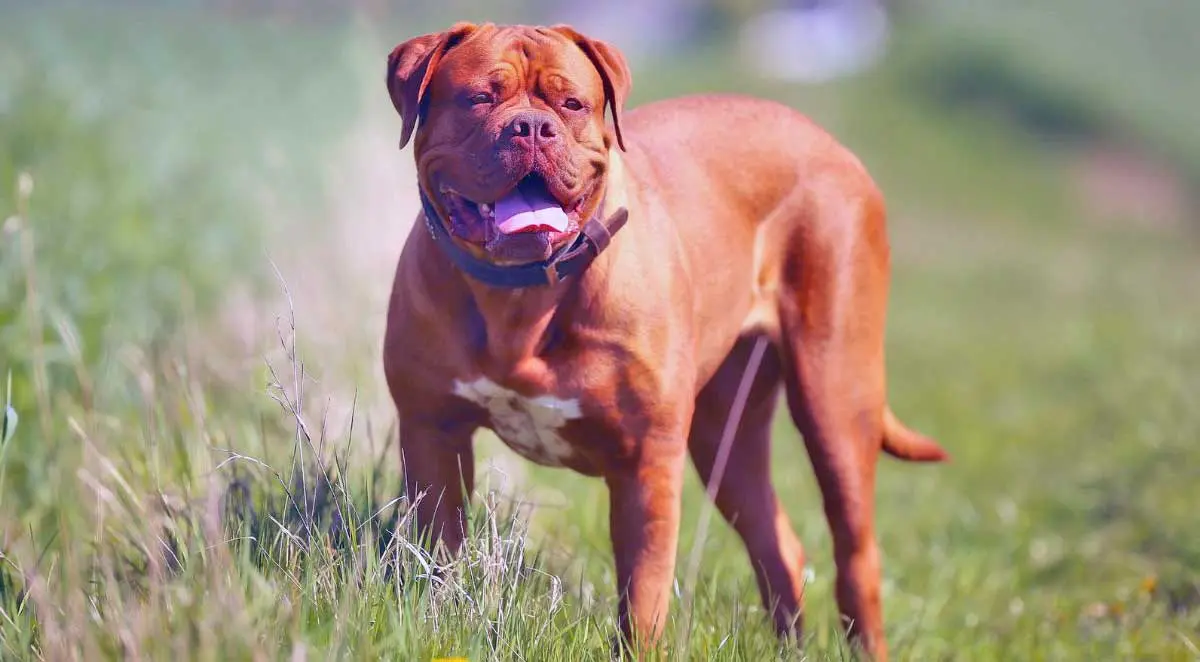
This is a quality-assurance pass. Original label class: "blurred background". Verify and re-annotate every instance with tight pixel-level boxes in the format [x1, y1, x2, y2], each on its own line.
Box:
[1, 0, 1198, 659]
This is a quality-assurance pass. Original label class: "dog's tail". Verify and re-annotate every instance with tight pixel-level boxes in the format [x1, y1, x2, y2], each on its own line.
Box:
[882, 407, 948, 462]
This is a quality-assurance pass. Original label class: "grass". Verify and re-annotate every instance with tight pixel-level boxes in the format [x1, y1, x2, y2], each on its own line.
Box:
[907, 0, 1200, 185]
[2, 4, 1199, 661]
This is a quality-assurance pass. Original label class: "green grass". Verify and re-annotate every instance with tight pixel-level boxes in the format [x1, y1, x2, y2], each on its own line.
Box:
[2, 4, 1199, 661]
[908, 0, 1200, 186]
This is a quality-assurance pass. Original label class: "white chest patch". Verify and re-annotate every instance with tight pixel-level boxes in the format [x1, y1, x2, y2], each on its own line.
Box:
[452, 377, 582, 466]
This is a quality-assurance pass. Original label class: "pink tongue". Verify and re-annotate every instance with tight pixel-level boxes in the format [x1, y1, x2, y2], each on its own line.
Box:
[494, 186, 570, 235]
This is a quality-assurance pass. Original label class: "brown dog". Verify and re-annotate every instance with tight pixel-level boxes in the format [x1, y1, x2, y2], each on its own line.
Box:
[382, 22, 947, 660]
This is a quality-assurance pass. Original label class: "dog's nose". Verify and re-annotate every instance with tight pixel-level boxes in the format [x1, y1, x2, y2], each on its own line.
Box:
[505, 111, 560, 144]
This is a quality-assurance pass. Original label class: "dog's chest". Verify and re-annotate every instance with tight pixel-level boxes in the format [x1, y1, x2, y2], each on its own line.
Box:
[452, 377, 581, 466]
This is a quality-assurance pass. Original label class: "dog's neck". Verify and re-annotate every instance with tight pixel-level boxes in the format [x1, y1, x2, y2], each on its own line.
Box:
[465, 148, 627, 372]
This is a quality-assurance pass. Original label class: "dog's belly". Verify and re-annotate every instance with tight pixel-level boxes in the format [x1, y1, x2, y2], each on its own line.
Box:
[739, 222, 782, 336]
[453, 377, 581, 467]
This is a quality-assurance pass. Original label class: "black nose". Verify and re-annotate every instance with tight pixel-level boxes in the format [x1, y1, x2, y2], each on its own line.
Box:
[504, 110, 560, 144]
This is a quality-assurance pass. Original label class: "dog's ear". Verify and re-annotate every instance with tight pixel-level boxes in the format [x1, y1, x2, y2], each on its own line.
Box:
[386, 22, 478, 150]
[550, 26, 632, 151]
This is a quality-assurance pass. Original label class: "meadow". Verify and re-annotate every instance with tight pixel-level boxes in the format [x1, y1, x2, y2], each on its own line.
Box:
[1, 4, 1198, 660]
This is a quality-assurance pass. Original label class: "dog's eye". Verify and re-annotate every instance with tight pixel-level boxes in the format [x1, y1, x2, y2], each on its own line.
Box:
[469, 92, 494, 105]
[563, 98, 584, 111]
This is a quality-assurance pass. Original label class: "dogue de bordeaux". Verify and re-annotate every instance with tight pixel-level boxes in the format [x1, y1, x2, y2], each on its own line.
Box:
[382, 21, 947, 660]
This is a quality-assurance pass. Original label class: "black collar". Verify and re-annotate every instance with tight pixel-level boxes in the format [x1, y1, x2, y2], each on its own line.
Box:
[418, 189, 628, 289]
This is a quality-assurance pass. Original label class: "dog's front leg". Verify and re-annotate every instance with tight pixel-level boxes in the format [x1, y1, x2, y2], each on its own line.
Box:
[606, 428, 688, 654]
[399, 415, 475, 559]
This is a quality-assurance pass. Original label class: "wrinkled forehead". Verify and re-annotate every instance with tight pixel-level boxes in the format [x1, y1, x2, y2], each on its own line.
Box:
[432, 26, 601, 94]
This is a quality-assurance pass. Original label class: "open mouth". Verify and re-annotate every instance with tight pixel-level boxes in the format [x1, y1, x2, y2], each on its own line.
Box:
[436, 173, 595, 254]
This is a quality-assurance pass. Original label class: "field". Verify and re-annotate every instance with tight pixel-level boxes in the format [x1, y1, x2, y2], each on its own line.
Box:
[1, 3, 1198, 660]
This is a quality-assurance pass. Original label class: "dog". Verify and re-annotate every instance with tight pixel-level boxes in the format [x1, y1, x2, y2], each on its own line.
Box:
[382, 22, 947, 660]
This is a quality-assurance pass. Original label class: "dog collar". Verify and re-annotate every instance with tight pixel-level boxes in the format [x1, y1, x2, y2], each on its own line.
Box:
[418, 189, 628, 289]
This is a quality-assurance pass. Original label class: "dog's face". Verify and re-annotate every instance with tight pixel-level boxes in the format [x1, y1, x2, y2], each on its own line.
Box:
[387, 23, 631, 265]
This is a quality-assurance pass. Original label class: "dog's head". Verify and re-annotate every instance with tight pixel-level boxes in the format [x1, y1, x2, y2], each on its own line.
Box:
[387, 23, 630, 265]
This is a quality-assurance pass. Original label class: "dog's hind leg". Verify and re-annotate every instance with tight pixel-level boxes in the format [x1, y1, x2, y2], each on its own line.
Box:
[686, 334, 809, 637]
[775, 194, 895, 660]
